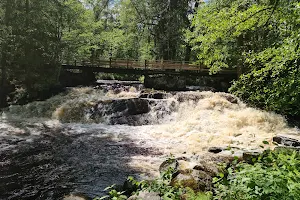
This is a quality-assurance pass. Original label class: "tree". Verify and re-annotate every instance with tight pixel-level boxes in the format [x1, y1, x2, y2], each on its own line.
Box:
[0, 0, 98, 104]
[189, 0, 300, 116]
[130, 0, 192, 60]
[0, 0, 12, 107]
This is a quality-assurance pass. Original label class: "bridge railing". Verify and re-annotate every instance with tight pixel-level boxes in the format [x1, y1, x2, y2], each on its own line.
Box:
[63, 58, 238, 74]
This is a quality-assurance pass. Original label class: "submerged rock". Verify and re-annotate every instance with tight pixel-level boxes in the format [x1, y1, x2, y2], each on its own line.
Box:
[219, 93, 239, 104]
[139, 91, 171, 99]
[273, 135, 300, 147]
[208, 147, 224, 154]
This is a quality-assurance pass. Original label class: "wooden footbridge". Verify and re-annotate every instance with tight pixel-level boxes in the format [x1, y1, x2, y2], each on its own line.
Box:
[62, 58, 239, 77]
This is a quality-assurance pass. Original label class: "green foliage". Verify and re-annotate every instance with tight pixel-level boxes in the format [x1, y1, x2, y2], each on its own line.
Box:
[230, 32, 300, 115]
[0, 0, 97, 100]
[138, 75, 145, 84]
[97, 162, 212, 200]
[129, 167, 185, 199]
[214, 149, 300, 200]
[184, 188, 213, 200]
[97, 150, 300, 200]
[128, 165, 212, 200]
[94, 185, 127, 200]
[189, 0, 300, 116]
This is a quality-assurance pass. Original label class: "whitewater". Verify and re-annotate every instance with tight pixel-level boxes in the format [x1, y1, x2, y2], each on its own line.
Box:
[0, 86, 299, 199]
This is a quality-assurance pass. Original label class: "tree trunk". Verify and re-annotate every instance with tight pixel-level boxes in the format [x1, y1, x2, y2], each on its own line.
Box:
[184, 45, 191, 61]
[184, 0, 199, 62]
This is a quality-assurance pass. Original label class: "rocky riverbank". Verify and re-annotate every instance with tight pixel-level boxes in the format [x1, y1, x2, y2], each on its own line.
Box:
[1, 85, 300, 199]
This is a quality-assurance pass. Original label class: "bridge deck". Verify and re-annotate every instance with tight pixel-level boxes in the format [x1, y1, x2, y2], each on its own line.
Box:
[62, 59, 238, 77]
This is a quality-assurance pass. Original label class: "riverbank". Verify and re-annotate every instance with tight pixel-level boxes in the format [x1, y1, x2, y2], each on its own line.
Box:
[1, 85, 300, 199]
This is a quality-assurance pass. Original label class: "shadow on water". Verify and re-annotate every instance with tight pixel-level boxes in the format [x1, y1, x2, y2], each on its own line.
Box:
[0, 119, 162, 200]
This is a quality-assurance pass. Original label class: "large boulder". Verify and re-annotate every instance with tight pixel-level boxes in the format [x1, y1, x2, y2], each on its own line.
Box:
[144, 75, 186, 91]
[158, 158, 220, 192]
[90, 98, 150, 125]
[170, 169, 213, 191]
[92, 98, 150, 118]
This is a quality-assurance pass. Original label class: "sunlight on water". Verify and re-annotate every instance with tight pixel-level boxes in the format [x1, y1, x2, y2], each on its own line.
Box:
[4, 88, 300, 158]
[1, 87, 299, 198]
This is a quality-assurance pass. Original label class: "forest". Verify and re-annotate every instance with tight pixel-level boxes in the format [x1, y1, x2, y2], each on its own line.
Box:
[1, 1, 300, 200]
[0, 0, 300, 115]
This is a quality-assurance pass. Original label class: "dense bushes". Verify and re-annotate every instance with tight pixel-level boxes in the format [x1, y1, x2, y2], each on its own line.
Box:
[98, 149, 300, 200]
[189, 0, 300, 116]
[214, 149, 300, 200]
[230, 46, 300, 116]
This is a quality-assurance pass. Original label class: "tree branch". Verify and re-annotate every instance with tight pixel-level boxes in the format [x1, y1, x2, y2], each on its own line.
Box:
[263, 0, 279, 26]
[227, 6, 273, 34]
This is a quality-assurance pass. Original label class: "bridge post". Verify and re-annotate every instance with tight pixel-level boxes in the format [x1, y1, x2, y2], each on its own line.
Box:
[109, 57, 112, 68]
[74, 60, 77, 67]
[126, 59, 129, 68]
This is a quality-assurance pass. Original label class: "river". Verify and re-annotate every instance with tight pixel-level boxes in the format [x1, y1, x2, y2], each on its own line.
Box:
[0, 84, 299, 199]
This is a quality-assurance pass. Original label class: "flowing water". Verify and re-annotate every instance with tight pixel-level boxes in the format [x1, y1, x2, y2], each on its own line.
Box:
[1, 85, 299, 200]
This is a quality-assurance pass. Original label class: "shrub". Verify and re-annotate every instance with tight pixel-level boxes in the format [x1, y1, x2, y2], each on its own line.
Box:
[214, 149, 300, 200]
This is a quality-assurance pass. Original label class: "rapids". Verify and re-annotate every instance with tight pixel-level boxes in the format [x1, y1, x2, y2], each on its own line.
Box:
[1, 86, 299, 199]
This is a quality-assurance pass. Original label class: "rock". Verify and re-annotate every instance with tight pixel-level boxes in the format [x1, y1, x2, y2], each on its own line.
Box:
[208, 147, 223, 154]
[110, 115, 146, 126]
[175, 92, 205, 102]
[128, 191, 161, 200]
[144, 75, 186, 91]
[170, 169, 212, 191]
[168, 160, 221, 192]
[88, 98, 151, 125]
[139, 93, 149, 98]
[92, 98, 150, 118]
[243, 151, 261, 164]
[139, 92, 170, 99]
[193, 162, 219, 177]
[159, 158, 179, 174]
[273, 136, 300, 147]
[126, 99, 150, 115]
[186, 86, 216, 92]
[63, 194, 87, 200]
[219, 93, 239, 104]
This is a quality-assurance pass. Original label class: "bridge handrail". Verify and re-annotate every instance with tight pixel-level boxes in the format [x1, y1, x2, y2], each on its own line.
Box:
[62, 58, 237, 73]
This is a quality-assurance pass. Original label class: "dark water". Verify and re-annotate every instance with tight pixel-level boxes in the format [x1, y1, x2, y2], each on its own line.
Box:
[1, 87, 296, 200]
[0, 123, 162, 200]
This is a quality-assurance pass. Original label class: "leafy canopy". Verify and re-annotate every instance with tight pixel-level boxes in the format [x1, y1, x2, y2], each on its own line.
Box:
[189, 0, 300, 115]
